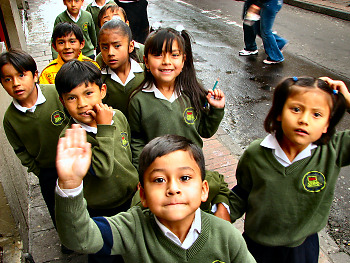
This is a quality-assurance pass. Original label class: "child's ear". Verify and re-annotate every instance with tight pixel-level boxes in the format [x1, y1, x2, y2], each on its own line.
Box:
[33, 70, 39, 83]
[200, 180, 209, 203]
[80, 40, 85, 50]
[144, 55, 149, 70]
[277, 115, 281, 121]
[139, 184, 148, 208]
[128, 40, 135, 54]
[52, 42, 58, 52]
[100, 84, 107, 99]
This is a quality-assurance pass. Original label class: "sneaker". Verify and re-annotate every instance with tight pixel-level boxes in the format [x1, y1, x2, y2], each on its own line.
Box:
[239, 49, 258, 56]
[263, 59, 283, 65]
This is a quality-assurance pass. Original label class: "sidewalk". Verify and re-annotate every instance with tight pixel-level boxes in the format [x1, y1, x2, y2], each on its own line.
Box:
[22, 0, 350, 262]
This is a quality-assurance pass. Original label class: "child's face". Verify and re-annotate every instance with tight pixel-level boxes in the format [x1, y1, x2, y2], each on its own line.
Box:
[61, 82, 106, 127]
[140, 150, 209, 231]
[1, 63, 38, 107]
[100, 9, 127, 28]
[277, 87, 331, 151]
[63, 0, 84, 17]
[54, 33, 85, 62]
[99, 29, 134, 71]
[144, 40, 185, 89]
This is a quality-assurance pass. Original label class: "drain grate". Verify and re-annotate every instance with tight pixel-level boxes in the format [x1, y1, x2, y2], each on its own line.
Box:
[0, 246, 3, 263]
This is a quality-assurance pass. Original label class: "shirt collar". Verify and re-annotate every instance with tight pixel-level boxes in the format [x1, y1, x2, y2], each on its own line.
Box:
[72, 111, 115, 134]
[154, 208, 201, 249]
[91, 0, 108, 8]
[261, 134, 317, 167]
[142, 83, 179, 103]
[13, 84, 46, 113]
[66, 9, 81, 23]
[101, 59, 143, 86]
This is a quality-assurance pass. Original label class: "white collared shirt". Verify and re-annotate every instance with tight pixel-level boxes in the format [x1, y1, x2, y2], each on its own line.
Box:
[66, 9, 82, 23]
[55, 182, 201, 249]
[13, 84, 46, 113]
[155, 208, 201, 249]
[101, 59, 143, 86]
[142, 83, 179, 103]
[261, 134, 318, 167]
[91, 0, 108, 8]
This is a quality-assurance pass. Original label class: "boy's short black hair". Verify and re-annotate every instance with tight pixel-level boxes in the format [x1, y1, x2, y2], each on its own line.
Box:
[52, 22, 84, 47]
[0, 48, 37, 79]
[138, 135, 205, 186]
[55, 60, 103, 97]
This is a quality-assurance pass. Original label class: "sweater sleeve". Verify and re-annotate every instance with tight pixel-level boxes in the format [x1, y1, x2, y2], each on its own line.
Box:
[91, 125, 117, 179]
[229, 147, 252, 222]
[87, 13, 97, 48]
[128, 97, 147, 169]
[55, 191, 136, 255]
[197, 106, 224, 138]
[3, 117, 40, 176]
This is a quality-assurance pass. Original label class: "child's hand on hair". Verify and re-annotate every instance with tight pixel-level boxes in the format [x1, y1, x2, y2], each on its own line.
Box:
[89, 103, 114, 125]
[56, 124, 91, 189]
[207, 88, 225, 109]
[320, 77, 350, 109]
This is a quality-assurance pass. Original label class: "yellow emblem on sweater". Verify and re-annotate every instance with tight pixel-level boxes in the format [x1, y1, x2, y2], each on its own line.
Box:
[51, 110, 66, 126]
[121, 132, 129, 148]
[82, 22, 88, 31]
[183, 107, 197, 125]
[302, 171, 326, 192]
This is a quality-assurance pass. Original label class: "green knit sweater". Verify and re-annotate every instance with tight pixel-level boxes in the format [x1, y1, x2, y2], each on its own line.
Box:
[229, 131, 350, 247]
[3, 84, 68, 176]
[128, 91, 224, 167]
[61, 111, 138, 209]
[101, 66, 145, 116]
[56, 192, 256, 262]
[52, 10, 97, 58]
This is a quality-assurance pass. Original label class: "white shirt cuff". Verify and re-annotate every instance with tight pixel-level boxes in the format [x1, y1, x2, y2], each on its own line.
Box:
[211, 202, 230, 214]
[55, 180, 83, 197]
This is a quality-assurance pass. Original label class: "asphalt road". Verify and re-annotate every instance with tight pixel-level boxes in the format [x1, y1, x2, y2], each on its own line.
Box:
[148, 0, 350, 255]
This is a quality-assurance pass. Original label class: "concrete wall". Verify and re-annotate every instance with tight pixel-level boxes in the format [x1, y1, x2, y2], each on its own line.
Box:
[0, 0, 30, 252]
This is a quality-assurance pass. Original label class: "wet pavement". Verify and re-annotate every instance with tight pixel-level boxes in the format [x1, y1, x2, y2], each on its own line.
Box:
[0, 0, 349, 262]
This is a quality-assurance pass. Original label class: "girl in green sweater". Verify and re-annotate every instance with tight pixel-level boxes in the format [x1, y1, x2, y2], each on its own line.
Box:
[229, 77, 350, 263]
[128, 27, 230, 221]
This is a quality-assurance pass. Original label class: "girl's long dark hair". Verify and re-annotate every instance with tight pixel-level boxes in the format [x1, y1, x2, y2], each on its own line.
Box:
[130, 27, 207, 114]
[264, 77, 347, 145]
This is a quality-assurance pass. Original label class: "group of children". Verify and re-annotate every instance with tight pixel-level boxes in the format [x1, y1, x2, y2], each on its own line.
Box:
[0, 0, 349, 262]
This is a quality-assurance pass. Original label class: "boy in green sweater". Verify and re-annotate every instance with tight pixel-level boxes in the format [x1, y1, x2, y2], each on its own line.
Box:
[55, 59, 139, 262]
[55, 130, 256, 262]
[52, 0, 97, 59]
[0, 49, 68, 228]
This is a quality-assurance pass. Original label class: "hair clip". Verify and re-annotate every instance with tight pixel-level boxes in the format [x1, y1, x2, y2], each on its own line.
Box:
[175, 24, 185, 33]
[333, 89, 338, 95]
[292, 76, 298, 82]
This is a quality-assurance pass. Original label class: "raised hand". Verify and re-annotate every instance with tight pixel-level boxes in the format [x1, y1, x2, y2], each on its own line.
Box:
[56, 124, 92, 189]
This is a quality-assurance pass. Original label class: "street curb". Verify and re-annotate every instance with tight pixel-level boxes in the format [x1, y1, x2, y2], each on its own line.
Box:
[285, 0, 350, 21]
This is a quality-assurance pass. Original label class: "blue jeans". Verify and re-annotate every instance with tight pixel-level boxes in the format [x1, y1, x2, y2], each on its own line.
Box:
[243, 0, 287, 61]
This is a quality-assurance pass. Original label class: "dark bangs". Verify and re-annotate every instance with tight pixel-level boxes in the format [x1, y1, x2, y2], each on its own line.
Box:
[145, 28, 185, 56]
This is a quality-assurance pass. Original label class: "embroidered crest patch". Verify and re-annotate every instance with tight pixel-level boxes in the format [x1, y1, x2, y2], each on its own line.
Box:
[51, 110, 66, 126]
[121, 132, 129, 148]
[302, 171, 326, 192]
[82, 22, 88, 31]
[183, 107, 197, 124]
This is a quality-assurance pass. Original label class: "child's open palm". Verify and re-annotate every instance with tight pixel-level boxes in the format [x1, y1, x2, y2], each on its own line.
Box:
[207, 88, 225, 109]
[56, 124, 92, 189]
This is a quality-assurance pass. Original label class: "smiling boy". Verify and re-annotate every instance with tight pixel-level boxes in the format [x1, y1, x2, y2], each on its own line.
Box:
[52, 0, 97, 60]
[55, 131, 256, 262]
[40, 22, 99, 84]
